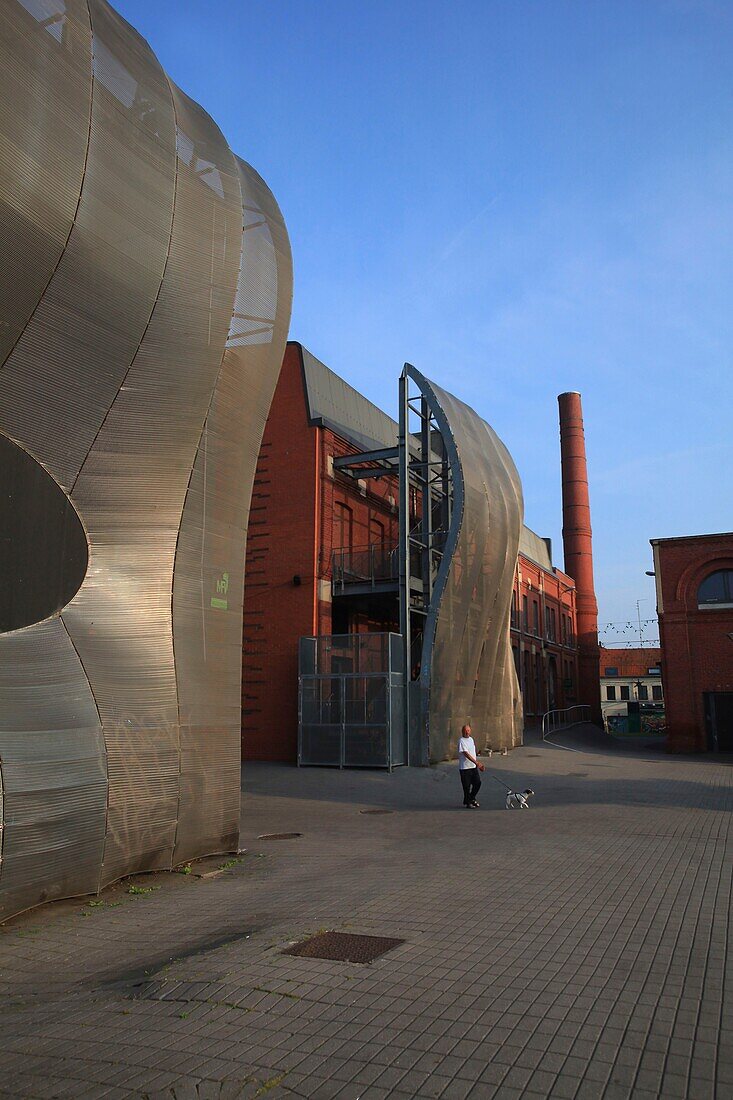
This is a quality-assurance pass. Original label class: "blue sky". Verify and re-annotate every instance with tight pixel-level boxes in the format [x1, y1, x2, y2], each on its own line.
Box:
[116, 0, 733, 645]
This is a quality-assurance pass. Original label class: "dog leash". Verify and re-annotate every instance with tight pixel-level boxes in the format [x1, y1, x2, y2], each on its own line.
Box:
[487, 773, 514, 794]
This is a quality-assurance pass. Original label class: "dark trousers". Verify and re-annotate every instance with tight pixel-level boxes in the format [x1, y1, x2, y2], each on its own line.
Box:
[460, 767, 481, 805]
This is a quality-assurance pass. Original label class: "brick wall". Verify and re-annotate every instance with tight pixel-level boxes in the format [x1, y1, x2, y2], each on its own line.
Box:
[511, 558, 579, 717]
[241, 344, 318, 762]
[242, 345, 402, 761]
[315, 429, 400, 638]
[653, 533, 733, 752]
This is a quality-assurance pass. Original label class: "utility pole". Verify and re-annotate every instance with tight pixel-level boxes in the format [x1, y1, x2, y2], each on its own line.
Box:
[636, 598, 648, 648]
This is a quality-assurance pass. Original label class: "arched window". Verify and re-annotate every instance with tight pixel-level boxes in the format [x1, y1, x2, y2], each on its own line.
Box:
[697, 570, 733, 609]
[335, 501, 353, 552]
[369, 517, 385, 548]
[522, 650, 532, 711]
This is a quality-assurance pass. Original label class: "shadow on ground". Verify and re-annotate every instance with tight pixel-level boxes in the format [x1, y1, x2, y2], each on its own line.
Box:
[242, 723, 733, 815]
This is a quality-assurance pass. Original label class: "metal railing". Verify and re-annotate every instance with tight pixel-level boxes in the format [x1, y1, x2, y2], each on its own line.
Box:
[332, 543, 399, 593]
[541, 704, 591, 741]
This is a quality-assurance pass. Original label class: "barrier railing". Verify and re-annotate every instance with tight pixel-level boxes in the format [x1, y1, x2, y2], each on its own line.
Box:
[541, 704, 591, 741]
[332, 544, 399, 593]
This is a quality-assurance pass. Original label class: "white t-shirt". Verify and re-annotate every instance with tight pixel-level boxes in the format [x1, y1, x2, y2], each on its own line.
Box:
[458, 735, 477, 770]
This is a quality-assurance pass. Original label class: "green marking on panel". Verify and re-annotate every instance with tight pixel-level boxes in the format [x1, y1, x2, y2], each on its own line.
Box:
[210, 597, 228, 610]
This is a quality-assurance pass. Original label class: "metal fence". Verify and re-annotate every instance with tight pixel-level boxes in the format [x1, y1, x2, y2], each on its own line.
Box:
[332, 544, 398, 592]
[298, 633, 406, 769]
[541, 704, 591, 741]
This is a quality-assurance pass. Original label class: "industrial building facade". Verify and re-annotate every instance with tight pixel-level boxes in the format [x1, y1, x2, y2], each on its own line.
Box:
[242, 343, 583, 764]
[652, 532, 733, 752]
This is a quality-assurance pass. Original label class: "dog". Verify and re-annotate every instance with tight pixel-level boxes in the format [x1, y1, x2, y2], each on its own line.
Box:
[505, 788, 534, 809]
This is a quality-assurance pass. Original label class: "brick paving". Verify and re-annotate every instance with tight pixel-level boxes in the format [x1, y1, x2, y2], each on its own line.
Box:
[0, 726, 731, 1100]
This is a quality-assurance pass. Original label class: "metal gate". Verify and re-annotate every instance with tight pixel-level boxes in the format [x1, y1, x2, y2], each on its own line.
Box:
[298, 633, 406, 769]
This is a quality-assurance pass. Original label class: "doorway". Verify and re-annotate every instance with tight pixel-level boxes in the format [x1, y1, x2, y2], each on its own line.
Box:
[704, 692, 733, 752]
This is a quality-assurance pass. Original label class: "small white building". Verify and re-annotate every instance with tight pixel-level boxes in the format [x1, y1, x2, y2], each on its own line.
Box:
[599, 648, 664, 730]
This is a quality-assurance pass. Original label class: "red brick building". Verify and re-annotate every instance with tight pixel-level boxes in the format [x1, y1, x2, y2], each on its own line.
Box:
[652, 532, 733, 752]
[511, 534, 579, 720]
[242, 343, 580, 762]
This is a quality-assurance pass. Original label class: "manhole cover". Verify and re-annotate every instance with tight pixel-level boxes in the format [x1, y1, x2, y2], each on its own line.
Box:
[359, 809, 394, 815]
[283, 931, 404, 963]
[257, 832, 303, 840]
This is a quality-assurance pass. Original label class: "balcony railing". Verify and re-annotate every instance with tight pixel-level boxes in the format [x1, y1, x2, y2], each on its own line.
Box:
[332, 543, 399, 593]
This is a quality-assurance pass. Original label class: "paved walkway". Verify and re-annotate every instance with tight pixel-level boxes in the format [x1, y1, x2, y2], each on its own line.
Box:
[0, 726, 731, 1100]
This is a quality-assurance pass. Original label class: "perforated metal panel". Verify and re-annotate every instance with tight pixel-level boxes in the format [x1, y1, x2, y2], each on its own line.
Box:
[171, 158, 292, 865]
[409, 369, 524, 761]
[0, 0, 293, 920]
[0, 0, 92, 368]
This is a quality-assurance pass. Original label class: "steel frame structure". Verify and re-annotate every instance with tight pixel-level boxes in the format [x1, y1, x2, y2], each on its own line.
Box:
[334, 366, 452, 764]
[334, 364, 523, 764]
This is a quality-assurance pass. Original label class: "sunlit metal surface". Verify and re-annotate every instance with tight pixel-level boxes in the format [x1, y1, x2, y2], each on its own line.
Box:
[408, 368, 524, 761]
[0, 0, 292, 919]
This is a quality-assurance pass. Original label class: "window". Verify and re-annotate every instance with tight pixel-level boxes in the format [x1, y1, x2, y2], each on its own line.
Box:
[698, 570, 733, 608]
[512, 645, 520, 678]
[369, 517, 384, 548]
[511, 590, 518, 628]
[638, 684, 648, 700]
[620, 685, 630, 700]
[606, 686, 616, 701]
[335, 502, 353, 552]
[523, 650, 532, 709]
[331, 601, 349, 634]
[604, 667, 618, 677]
[533, 600, 539, 634]
[522, 595, 528, 632]
[652, 685, 663, 701]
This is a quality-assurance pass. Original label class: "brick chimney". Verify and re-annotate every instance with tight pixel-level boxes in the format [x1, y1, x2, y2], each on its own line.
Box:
[558, 392, 601, 725]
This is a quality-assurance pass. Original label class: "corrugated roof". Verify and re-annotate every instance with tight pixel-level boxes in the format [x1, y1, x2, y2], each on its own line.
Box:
[297, 342, 557, 572]
[519, 526, 554, 571]
[300, 345, 398, 453]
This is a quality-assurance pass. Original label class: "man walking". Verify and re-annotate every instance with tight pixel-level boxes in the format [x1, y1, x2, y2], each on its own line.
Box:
[458, 723, 484, 808]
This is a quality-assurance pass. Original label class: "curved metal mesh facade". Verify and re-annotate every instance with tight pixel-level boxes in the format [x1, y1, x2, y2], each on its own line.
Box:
[409, 368, 524, 762]
[0, 0, 292, 919]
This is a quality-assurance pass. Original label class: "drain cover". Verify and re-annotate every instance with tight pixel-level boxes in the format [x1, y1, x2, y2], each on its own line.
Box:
[257, 832, 303, 840]
[283, 931, 404, 963]
[359, 809, 394, 815]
